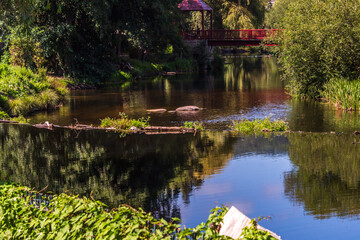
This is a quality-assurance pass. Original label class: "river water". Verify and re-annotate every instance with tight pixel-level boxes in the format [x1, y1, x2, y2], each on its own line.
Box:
[1, 56, 360, 239]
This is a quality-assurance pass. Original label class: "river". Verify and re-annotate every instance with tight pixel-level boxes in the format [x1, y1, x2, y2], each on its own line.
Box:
[1, 56, 360, 239]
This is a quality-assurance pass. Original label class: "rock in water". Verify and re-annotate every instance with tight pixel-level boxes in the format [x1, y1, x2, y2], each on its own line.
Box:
[175, 106, 200, 112]
[146, 108, 167, 113]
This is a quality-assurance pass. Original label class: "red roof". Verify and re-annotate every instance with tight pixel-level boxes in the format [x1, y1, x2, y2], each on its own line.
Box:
[178, 0, 213, 11]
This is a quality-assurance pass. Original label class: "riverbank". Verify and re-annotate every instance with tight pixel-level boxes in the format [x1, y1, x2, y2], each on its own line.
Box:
[0, 64, 69, 118]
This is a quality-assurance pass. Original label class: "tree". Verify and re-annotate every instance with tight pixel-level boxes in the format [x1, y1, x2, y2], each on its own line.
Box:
[267, 0, 360, 97]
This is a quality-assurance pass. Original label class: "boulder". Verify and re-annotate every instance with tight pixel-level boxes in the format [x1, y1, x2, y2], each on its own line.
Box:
[146, 108, 167, 113]
[175, 106, 200, 112]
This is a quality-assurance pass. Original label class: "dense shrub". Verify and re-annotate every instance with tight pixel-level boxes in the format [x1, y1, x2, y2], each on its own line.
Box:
[267, 0, 360, 98]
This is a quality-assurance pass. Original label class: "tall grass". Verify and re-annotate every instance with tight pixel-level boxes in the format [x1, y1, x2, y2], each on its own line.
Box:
[321, 78, 360, 111]
[231, 117, 288, 135]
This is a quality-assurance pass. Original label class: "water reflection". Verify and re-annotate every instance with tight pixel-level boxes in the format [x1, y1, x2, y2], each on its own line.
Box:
[0, 124, 236, 220]
[285, 133, 360, 219]
[2, 124, 360, 238]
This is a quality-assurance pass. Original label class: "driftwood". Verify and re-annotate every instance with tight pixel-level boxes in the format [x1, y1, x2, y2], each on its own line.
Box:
[0, 120, 19, 124]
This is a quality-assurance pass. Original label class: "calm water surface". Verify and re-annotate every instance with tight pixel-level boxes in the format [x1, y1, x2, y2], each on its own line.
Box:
[29, 56, 360, 133]
[2, 56, 360, 239]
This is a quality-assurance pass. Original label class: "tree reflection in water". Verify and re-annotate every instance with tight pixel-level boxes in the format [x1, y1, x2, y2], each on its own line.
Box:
[0, 124, 236, 220]
[285, 133, 360, 219]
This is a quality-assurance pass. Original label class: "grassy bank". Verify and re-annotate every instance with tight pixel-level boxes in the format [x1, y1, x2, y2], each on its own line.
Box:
[231, 117, 288, 135]
[0, 183, 276, 239]
[0, 64, 69, 118]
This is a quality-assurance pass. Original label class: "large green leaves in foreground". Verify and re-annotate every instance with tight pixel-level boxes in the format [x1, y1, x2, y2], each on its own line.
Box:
[0, 183, 230, 239]
[268, 0, 360, 97]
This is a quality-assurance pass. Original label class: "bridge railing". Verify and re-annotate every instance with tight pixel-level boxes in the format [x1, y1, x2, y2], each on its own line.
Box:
[179, 29, 282, 41]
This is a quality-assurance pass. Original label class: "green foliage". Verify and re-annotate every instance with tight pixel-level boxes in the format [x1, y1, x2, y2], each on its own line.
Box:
[232, 117, 288, 135]
[0, 111, 9, 119]
[0, 183, 231, 239]
[183, 121, 204, 131]
[241, 219, 277, 240]
[130, 59, 161, 78]
[160, 58, 197, 73]
[100, 112, 150, 131]
[9, 115, 29, 123]
[321, 78, 360, 111]
[212, 54, 225, 74]
[268, 0, 360, 98]
[0, 63, 68, 115]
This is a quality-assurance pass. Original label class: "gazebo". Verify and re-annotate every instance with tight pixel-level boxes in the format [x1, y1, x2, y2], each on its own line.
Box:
[178, 0, 213, 39]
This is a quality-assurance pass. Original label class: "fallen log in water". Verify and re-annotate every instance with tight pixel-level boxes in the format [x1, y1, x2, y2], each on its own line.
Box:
[29, 121, 196, 134]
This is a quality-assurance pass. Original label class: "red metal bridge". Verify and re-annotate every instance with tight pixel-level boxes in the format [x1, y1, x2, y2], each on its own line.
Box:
[180, 29, 281, 46]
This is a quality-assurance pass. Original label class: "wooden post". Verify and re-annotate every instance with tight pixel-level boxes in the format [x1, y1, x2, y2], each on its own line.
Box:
[210, 10, 213, 39]
[201, 10, 205, 40]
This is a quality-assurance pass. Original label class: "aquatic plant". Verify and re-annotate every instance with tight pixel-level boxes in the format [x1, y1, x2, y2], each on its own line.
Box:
[100, 112, 150, 130]
[321, 78, 360, 111]
[183, 121, 204, 130]
[231, 117, 288, 135]
[0, 183, 231, 239]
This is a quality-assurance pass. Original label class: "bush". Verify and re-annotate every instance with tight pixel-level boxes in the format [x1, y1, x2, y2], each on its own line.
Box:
[268, 0, 360, 98]
[0, 111, 9, 119]
[160, 58, 197, 72]
[231, 117, 288, 135]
